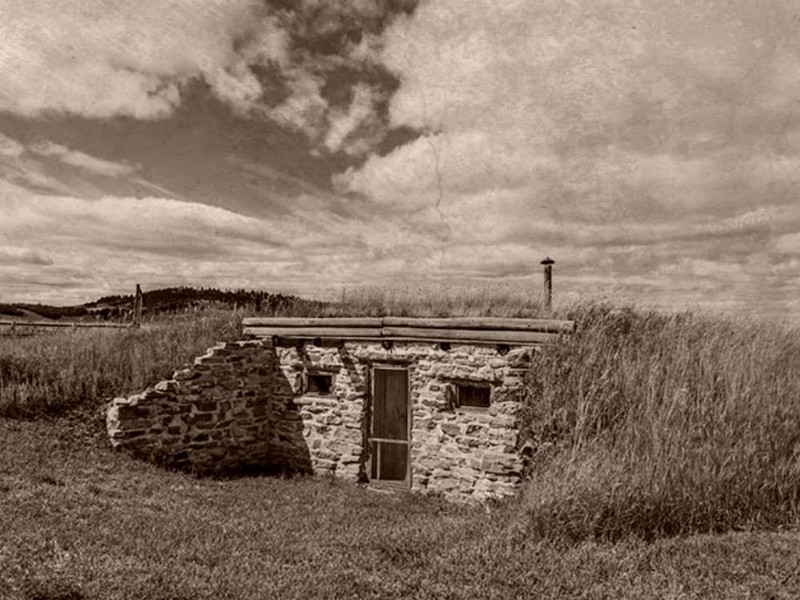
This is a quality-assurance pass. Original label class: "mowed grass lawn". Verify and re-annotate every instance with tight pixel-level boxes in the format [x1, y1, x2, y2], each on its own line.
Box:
[3, 415, 800, 600]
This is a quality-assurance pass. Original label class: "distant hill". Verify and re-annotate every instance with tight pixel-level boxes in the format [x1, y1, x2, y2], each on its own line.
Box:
[0, 286, 321, 322]
[0, 303, 91, 321]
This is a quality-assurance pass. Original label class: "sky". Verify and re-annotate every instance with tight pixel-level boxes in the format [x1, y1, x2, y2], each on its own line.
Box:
[1, 0, 799, 320]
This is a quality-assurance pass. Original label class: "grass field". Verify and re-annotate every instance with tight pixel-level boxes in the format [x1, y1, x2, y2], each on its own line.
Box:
[2, 287, 800, 597]
[0, 312, 242, 418]
[3, 417, 800, 599]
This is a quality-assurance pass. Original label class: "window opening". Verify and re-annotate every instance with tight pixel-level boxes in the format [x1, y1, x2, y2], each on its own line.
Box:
[455, 383, 490, 409]
[306, 372, 333, 395]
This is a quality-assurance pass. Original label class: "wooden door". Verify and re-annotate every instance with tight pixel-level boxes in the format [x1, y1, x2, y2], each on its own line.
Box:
[370, 367, 410, 486]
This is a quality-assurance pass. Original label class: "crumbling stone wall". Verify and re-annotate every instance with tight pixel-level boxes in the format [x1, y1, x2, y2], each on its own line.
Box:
[108, 338, 532, 502]
[106, 341, 286, 473]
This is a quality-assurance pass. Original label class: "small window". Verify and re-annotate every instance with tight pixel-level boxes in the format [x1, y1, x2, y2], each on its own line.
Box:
[456, 384, 490, 409]
[306, 373, 333, 395]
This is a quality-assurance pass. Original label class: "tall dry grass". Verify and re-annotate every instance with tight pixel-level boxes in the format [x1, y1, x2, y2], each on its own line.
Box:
[522, 304, 800, 540]
[0, 286, 542, 421]
[4, 285, 800, 540]
[0, 311, 241, 418]
[329, 283, 549, 317]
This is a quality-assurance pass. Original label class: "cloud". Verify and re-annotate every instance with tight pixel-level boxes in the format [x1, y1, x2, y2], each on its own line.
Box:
[0, 246, 53, 266]
[0, 0, 411, 156]
[325, 0, 800, 320]
[656, 258, 747, 280]
[0, 178, 434, 303]
[342, 0, 800, 205]
[324, 84, 382, 155]
[0, 178, 297, 302]
[0, 133, 147, 199]
[3, 0, 799, 322]
[335, 131, 558, 208]
[773, 233, 800, 254]
[29, 141, 136, 177]
[266, 69, 329, 139]
[0, 132, 24, 158]
[0, 0, 286, 119]
[379, 1, 659, 135]
[0, 180, 290, 257]
[257, 1, 416, 148]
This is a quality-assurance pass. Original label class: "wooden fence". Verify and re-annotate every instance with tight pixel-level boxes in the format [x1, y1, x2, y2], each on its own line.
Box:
[0, 284, 143, 334]
[0, 320, 131, 333]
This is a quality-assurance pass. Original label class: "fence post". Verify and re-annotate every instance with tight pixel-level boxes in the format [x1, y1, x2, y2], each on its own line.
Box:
[133, 284, 143, 328]
[540, 257, 554, 311]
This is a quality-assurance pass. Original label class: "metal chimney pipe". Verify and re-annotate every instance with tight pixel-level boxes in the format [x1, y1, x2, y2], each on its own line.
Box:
[540, 257, 554, 311]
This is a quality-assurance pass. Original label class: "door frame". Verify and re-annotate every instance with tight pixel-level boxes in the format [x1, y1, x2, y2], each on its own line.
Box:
[369, 363, 412, 488]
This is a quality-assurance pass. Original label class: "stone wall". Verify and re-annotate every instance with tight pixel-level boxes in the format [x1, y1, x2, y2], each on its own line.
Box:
[108, 338, 533, 502]
[408, 346, 531, 500]
[271, 346, 368, 480]
[106, 341, 283, 473]
[276, 343, 531, 501]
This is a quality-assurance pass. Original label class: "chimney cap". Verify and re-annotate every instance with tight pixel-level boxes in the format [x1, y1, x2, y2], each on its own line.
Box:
[540, 256, 555, 265]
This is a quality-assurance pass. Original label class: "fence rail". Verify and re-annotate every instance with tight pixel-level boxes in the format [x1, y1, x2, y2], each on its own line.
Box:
[0, 320, 130, 330]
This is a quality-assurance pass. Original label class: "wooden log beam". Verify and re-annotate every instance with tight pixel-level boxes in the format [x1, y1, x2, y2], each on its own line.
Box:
[242, 326, 384, 339]
[380, 327, 556, 345]
[243, 316, 574, 333]
[245, 329, 558, 344]
[242, 316, 575, 345]
[242, 317, 384, 328]
[381, 316, 573, 333]
[269, 336, 545, 347]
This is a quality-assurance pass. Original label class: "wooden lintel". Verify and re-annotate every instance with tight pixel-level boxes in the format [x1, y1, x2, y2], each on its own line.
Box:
[268, 335, 546, 347]
[242, 316, 574, 333]
[242, 316, 573, 346]
[381, 316, 574, 333]
[243, 317, 383, 328]
[243, 326, 383, 339]
[381, 327, 555, 344]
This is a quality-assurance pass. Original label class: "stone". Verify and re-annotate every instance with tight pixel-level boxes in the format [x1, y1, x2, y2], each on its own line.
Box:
[479, 453, 521, 475]
[188, 413, 214, 424]
[106, 336, 530, 503]
[465, 424, 486, 436]
[117, 405, 151, 420]
[173, 368, 197, 381]
[441, 423, 461, 437]
[155, 380, 179, 394]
